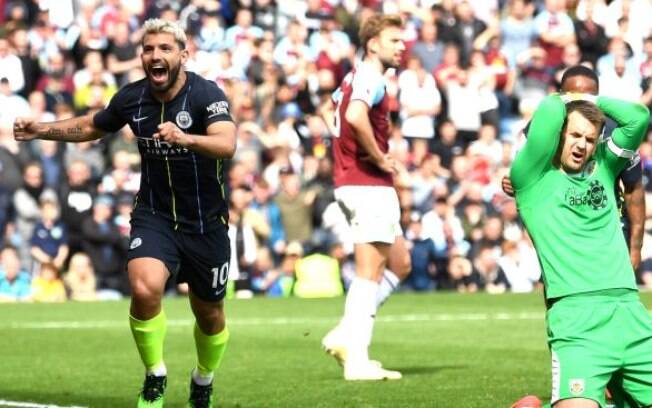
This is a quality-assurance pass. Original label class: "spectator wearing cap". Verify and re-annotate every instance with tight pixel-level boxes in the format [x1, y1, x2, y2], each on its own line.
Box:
[30, 191, 68, 274]
[80, 194, 127, 296]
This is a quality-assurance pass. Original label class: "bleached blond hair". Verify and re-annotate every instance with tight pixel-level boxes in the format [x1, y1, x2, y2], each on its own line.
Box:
[142, 18, 187, 49]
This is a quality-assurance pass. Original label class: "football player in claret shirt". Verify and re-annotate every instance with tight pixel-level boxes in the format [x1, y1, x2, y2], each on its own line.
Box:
[14, 19, 236, 408]
[320, 13, 412, 381]
[510, 90, 652, 407]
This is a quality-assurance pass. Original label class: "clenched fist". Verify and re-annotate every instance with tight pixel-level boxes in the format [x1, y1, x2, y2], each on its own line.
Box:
[153, 121, 193, 147]
[13, 117, 40, 141]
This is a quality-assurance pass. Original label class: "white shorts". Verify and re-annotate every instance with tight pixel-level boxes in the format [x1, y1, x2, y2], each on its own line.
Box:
[334, 186, 402, 244]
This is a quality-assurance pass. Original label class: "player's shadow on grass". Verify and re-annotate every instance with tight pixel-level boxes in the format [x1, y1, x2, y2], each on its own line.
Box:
[392, 364, 467, 376]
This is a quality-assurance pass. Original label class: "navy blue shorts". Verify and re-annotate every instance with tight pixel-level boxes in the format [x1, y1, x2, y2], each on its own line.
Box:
[127, 211, 230, 302]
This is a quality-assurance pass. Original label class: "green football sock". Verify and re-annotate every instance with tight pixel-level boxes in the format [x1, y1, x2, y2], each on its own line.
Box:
[194, 323, 229, 377]
[130, 311, 167, 373]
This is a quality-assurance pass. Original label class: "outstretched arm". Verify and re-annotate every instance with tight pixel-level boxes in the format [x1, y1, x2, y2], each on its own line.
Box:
[14, 112, 104, 143]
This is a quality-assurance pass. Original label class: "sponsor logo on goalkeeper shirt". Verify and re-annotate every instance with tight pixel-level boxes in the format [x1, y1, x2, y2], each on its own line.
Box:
[564, 180, 607, 210]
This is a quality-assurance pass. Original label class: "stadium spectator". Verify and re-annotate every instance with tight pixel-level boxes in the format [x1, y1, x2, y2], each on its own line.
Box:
[13, 162, 56, 268]
[30, 191, 68, 274]
[0, 37, 25, 94]
[275, 169, 316, 247]
[573, 1, 609, 67]
[499, 0, 537, 68]
[80, 194, 126, 296]
[0, 245, 31, 302]
[64, 252, 97, 301]
[533, 0, 575, 69]
[471, 244, 510, 294]
[250, 177, 286, 263]
[404, 212, 437, 291]
[58, 159, 94, 257]
[31, 261, 66, 302]
[410, 19, 444, 74]
[398, 55, 441, 150]
[227, 186, 259, 296]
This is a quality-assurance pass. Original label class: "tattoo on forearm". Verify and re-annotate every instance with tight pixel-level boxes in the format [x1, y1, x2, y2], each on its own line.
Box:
[45, 126, 84, 141]
[45, 128, 64, 139]
[67, 126, 83, 136]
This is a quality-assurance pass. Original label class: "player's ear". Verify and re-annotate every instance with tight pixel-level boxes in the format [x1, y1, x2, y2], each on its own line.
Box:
[180, 47, 189, 65]
[368, 37, 379, 55]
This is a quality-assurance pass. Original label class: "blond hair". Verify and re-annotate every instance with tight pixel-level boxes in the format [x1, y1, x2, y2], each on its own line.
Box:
[142, 18, 187, 49]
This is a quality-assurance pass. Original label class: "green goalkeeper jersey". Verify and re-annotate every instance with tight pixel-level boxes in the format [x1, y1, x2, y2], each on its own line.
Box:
[510, 95, 649, 299]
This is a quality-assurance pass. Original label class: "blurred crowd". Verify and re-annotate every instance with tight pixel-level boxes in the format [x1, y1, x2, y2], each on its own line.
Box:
[3, 0, 652, 302]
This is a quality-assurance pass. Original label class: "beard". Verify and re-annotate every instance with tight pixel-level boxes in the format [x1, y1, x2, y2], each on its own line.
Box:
[380, 55, 400, 71]
[148, 61, 182, 93]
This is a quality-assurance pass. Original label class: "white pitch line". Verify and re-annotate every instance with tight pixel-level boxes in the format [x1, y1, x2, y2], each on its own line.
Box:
[0, 400, 87, 408]
[3, 312, 546, 330]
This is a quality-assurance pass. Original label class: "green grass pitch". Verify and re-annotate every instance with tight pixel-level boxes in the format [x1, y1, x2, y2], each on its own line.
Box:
[3, 292, 652, 407]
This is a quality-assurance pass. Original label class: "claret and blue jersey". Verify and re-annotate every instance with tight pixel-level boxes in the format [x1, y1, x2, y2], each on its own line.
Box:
[93, 71, 232, 234]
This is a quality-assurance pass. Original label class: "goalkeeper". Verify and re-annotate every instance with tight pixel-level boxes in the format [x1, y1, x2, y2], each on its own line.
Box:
[510, 92, 652, 407]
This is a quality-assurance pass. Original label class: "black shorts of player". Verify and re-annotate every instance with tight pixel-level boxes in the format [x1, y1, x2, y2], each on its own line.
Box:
[127, 210, 231, 302]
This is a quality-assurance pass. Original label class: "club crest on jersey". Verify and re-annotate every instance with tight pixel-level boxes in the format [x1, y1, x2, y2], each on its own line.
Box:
[569, 379, 584, 395]
[175, 110, 193, 129]
[130, 237, 142, 250]
[588, 180, 607, 210]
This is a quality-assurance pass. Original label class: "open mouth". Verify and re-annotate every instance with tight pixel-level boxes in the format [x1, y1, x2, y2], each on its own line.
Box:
[571, 151, 583, 163]
[149, 65, 169, 84]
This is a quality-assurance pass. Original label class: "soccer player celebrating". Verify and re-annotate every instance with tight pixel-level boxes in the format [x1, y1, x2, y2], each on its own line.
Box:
[510, 90, 652, 406]
[14, 19, 236, 408]
[320, 14, 411, 381]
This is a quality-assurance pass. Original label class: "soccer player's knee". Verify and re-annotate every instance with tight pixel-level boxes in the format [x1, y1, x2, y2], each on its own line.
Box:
[130, 278, 163, 303]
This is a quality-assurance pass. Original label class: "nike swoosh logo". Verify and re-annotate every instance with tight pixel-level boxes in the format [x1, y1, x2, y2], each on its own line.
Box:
[215, 287, 226, 297]
[132, 115, 149, 122]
